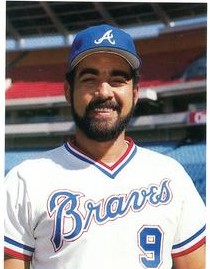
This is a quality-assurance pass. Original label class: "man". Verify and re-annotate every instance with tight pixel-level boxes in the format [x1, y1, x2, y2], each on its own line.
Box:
[4, 24, 205, 269]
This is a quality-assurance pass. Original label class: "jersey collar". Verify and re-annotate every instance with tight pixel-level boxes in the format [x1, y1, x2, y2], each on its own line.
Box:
[64, 136, 137, 179]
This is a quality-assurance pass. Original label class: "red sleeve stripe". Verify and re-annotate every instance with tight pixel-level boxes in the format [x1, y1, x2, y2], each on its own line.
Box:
[4, 247, 32, 261]
[172, 237, 205, 258]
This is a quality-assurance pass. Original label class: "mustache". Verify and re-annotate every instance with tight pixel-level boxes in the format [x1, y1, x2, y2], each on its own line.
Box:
[86, 99, 121, 113]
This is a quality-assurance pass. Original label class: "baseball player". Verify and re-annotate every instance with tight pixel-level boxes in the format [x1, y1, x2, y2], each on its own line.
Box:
[4, 24, 205, 269]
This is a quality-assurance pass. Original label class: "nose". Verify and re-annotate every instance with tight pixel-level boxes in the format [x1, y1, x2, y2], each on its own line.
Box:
[95, 81, 114, 99]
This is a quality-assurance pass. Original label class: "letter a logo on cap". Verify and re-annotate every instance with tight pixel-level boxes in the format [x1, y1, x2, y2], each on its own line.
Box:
[94, 30, 115, 45]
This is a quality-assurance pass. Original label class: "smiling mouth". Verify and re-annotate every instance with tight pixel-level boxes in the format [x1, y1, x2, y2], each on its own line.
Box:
[86, 99, 121, 120]
[94, 108, 115, 112]
[87, 99, 121, 114]
[91, 108, 116, 118]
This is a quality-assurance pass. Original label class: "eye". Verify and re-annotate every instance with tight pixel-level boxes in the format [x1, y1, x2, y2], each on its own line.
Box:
[110, 76, 128, 86]
[80, 75, 97, 84]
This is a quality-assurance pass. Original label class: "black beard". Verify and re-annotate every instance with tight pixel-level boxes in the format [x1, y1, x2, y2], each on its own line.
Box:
[71, 98, 134, 142]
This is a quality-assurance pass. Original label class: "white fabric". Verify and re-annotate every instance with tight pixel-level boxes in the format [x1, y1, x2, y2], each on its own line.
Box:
[4, 138, 205, 269]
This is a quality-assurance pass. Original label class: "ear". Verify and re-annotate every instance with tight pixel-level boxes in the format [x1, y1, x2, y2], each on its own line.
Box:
[133, 84, 140, 105]
[64, 80, 71, 104]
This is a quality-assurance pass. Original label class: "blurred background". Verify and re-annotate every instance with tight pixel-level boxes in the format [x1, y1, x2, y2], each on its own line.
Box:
[5, 1, 207, 202]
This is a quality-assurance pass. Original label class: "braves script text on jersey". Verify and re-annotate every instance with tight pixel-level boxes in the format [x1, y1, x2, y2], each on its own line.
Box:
[4, 137, 205, 269]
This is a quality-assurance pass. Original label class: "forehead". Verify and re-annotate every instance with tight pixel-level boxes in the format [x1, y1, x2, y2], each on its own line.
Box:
[76, 52, 132, 73]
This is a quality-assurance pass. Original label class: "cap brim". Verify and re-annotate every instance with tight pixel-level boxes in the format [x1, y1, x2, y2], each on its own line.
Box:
[71, 47, 141, 70]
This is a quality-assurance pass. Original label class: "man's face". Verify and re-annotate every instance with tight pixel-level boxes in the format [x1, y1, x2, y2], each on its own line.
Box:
[70, 53, 139, 142]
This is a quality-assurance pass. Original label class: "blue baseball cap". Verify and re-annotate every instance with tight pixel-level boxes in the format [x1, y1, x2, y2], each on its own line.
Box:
[68, 24, 141, 70]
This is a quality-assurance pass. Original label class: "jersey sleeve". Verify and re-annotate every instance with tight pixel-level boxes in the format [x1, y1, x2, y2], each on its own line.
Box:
[171, 163, 206, 257]
[4, 165, 35, 261]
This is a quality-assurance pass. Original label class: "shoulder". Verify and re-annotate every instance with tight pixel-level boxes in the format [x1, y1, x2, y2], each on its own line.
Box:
[135, 144, 183, 168]
[4, 145, 67, 182]
[135, 144, 203, 199]
[134, 144, 194, 189]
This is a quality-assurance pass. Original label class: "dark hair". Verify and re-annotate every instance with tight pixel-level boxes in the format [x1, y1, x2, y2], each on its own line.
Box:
[65, 69, 76, 90]
[132, 69, 141, 87]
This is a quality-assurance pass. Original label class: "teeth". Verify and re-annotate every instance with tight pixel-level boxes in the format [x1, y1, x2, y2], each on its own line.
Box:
[94, 108, 113, 112]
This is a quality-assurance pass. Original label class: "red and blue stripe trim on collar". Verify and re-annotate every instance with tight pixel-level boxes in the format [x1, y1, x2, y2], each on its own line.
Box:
[64, 137, 137, 179]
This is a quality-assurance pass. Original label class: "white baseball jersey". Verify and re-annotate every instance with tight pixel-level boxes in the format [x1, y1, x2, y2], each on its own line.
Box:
[4, 137, 205, 269]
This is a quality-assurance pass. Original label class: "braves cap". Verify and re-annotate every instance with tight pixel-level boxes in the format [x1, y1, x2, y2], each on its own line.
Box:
[68, 24, 141, 70]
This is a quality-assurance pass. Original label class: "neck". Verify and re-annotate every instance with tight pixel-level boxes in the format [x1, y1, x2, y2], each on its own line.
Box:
[71, 130, 129, 165]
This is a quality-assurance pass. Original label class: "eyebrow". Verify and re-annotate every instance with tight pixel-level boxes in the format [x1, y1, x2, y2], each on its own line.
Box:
[78, 68, 132, 80]
[111, 70, 133, 80]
